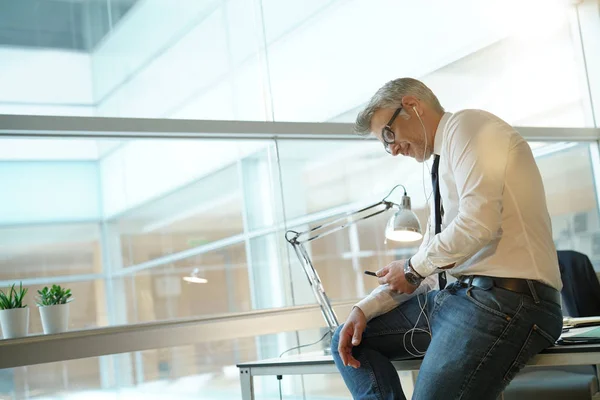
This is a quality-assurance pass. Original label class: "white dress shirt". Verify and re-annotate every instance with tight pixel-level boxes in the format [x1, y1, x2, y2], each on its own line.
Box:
[356, 109, 562, 321]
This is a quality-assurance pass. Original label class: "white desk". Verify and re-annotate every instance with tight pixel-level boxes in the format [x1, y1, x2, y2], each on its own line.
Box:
[237, 344, 600, 400]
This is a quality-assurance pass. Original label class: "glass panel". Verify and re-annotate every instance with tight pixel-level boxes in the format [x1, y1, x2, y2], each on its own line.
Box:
[278, 139, 429, 221]
[110, 164, 245, 267]
[0, 224, 101, 281]
[265, 0, 590, 126]
[103, 139, 271, 268]
[240, 145, 284, 232]
[532, 142, 600, 269]
[120, 241, 250, 323]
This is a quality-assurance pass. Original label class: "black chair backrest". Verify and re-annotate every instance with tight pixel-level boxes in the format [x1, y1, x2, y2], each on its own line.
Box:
[557, 250, 600, 317]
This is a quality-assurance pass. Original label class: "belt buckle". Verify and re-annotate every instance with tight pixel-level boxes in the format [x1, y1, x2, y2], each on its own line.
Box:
[474, 276, 494, 290]
[458, 275, 474, 288]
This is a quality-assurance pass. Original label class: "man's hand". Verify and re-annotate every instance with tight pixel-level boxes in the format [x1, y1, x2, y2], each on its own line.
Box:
[376, 260, 419, 294]
[338, 307, 367, 369]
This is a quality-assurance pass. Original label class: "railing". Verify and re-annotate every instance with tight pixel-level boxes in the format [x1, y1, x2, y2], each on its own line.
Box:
[0, 302, 354, 369]
[0, 114, 599, 141]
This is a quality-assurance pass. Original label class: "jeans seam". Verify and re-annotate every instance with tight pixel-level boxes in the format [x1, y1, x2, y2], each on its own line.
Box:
[457, 296, 524, 399]
[430, 290, 450, 321]
[464, 288, 511, 320]
[364, 329, 417, 337]
[363, 357, 385, 400]
[533, 324, 558, 344]
[503, 325, 535, 382]
[525, 302, 563, 322]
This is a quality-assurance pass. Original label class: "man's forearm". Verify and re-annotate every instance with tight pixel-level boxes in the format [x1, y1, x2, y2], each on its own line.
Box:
[354, 275, 438, 321]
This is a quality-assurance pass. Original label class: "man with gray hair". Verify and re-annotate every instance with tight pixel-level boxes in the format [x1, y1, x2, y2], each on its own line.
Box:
[331, 78, 563, 399]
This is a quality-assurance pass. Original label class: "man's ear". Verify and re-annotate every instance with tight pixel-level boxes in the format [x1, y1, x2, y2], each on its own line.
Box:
[401, 96, 420, 116]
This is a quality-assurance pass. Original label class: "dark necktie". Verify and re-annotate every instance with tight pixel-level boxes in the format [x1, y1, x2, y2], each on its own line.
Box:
[432, 155, 447, 289]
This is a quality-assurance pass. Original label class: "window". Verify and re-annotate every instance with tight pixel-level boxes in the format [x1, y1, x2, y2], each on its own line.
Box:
[1, 0, 595, 127]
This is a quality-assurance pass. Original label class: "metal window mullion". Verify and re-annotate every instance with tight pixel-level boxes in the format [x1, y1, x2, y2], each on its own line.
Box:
[98, 222, 115, 389]
[588, 141, 600, 224]
[0, 273, 104, 288]
[574, 0, 600, 127]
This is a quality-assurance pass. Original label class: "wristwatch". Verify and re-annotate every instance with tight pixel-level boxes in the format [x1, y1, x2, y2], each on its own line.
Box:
[404, 258, 425, 287]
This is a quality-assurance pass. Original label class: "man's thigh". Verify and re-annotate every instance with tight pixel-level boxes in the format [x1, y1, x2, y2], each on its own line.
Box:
[356, 290, 438, 361]
[413, 283, 562, 400]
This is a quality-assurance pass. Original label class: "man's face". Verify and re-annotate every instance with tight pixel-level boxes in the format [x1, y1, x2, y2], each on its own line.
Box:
[370, 108, 431, 162]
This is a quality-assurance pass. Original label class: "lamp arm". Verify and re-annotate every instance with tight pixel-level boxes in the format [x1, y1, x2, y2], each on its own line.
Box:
[285, 200, 396, 245]
[283, 184, 412, 335]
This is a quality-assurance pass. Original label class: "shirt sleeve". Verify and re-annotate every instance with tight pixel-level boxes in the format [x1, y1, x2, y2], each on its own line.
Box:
[411, 114, 512, 277]
[354, 274, 438, 321]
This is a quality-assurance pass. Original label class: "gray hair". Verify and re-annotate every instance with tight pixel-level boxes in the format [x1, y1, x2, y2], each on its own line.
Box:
[354, 78, 444, 136]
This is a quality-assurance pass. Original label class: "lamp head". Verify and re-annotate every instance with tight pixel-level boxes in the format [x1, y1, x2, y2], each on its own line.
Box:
[385, 194, 422, 242]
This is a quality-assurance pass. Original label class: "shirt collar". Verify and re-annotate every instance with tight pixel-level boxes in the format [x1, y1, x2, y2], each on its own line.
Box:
[433, 112, 452, 156]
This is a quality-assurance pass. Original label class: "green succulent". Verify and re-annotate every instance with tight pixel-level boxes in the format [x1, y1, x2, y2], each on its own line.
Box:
[0, 282, 28, 310]
[36, 285, 73, 307]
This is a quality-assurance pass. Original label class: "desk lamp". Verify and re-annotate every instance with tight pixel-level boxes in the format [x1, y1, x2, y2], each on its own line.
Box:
[285, 185, 422, 333]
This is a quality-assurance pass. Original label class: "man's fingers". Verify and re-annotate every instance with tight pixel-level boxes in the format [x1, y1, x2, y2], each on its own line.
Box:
[338, 324, 353, 366]
[348, 356, 361, 368]
[340, 345, 360, 368]
[352, 320, 365, 345]
[339, 344, 349, 366]
[340, 342, 360, 368]
[376, 267, 389, 285]
[338, 323, 363, 368]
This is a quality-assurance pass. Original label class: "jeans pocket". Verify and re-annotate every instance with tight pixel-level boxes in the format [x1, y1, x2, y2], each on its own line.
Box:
[464, 287, 511, 320]
[503, 324, 555, 382]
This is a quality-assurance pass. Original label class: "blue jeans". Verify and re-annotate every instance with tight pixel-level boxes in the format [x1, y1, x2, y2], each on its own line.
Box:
[331, 281, 563, 400]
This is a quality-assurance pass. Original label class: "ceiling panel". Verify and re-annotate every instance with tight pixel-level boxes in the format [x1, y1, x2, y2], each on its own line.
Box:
[0, 0, 139, 51]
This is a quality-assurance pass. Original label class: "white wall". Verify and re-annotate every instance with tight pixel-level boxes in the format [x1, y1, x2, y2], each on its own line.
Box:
[93, 0, 270, 121]
[90, 0, 518, 122]
[0, 161, 101, 224]
[91, 0, 222, 104]
[0, 47, 94, 116]
[99, 139, 269, 218]
[91, 0, 582, 126]
[0, 139, 100, 161]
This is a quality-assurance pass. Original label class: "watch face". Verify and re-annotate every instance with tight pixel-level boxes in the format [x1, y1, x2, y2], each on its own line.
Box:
[405, 272, 420, 286]
[404, 259, 422, 286]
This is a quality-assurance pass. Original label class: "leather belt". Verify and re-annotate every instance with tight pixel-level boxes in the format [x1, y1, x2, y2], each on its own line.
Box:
[457, 275, 561, 306]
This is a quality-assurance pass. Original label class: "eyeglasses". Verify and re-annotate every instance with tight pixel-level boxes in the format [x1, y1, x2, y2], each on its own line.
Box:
[381, 107, 402, 154]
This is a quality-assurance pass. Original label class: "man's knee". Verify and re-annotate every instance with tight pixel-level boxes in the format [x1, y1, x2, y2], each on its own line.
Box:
[330, 324, 344, 355]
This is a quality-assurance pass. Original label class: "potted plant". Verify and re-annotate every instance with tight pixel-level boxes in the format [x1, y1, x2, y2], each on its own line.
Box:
[0, 282, 29, 339]
[37, 285, 73, 334]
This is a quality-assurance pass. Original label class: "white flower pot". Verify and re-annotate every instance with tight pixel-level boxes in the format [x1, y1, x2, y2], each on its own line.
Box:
[39, 303, 70, 334]
[0, 307, 30, 339]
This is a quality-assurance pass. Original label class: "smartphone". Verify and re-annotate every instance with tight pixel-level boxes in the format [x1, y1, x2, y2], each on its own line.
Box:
[364, 270, 377, 277]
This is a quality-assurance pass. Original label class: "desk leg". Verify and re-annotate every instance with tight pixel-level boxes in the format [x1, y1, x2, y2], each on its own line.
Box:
[240, 368, 254, 400]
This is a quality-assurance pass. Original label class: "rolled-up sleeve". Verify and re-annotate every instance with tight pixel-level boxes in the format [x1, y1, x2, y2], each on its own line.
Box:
[411, 116, 511, 277]
[355, 274, 438, 321]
